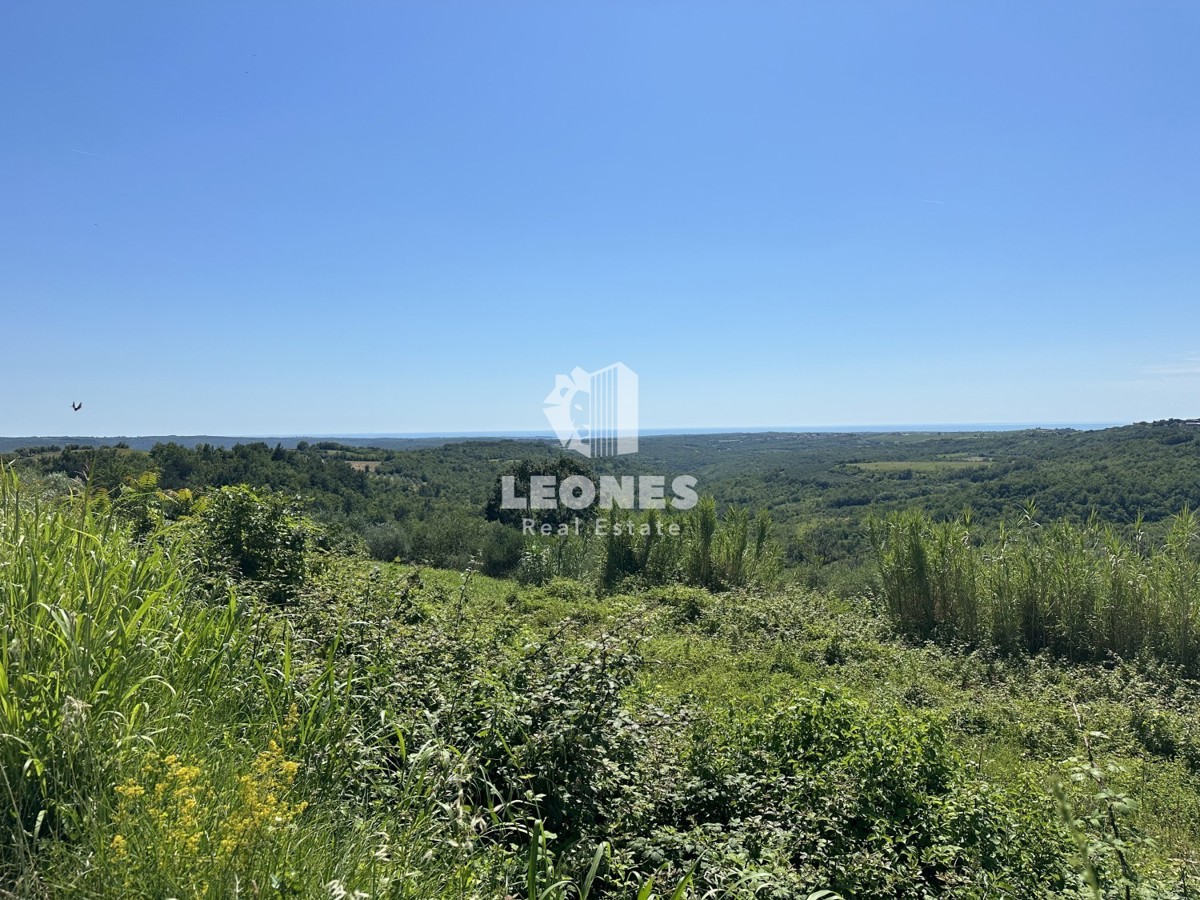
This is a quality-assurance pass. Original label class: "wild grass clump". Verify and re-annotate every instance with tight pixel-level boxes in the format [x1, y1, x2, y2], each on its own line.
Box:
[516, 497, 782, 593]
[0, 472, 347, 892]
[871, 506, 1200, 672]
[0, 466, 255, 861]
[0, 465, 365, 895]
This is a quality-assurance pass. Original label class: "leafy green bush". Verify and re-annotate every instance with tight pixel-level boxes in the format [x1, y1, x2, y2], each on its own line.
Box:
[189, 485, 313, 603]
[622, 692, 1071, 897]
[480, 522, 525, 577]
[363, 520, 410, 561]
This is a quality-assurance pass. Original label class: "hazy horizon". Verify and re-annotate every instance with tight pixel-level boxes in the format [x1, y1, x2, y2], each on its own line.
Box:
[0, 420, 1133, 443]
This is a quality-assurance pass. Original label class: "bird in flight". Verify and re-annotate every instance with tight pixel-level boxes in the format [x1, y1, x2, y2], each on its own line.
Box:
[72, 402, 82, 412]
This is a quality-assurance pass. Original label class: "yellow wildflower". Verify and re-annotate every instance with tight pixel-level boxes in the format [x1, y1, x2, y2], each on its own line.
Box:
[114, 781, 145, 800]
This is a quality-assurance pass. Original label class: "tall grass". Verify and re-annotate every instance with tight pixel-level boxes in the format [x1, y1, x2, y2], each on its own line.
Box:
[519, 498, 781, 593]
[1, 468, 244, 846]
[0, 465, 318, 893]
[0, 467, 702, 898]
[0, 470, 381, 893]
[870, 507, 1200, 671]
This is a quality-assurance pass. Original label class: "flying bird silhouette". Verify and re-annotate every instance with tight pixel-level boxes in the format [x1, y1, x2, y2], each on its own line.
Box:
[72, 402, 82, 412]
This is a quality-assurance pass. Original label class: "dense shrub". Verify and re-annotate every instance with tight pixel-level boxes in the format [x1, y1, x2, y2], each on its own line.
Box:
[616, 693, 1071, 897]
[189, 485, 313, 603]
[479, 523, 525, 577]
[363, 520, 410, 561]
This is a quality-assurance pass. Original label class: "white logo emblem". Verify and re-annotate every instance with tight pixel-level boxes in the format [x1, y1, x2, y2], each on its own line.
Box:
[544, 362, 639, 458]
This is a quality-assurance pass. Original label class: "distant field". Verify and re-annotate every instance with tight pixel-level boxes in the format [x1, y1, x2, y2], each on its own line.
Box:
[851, 459, 992, 474]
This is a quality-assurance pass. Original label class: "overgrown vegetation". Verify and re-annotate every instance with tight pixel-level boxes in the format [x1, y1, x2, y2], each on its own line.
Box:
[11, 420, 1200, 588]
[872, 505, 1200, 673]
[6, 422, 1200, 897]
[512, 499, 781, 593]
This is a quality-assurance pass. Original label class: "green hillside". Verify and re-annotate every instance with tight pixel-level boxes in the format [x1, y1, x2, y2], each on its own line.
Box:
[4, 427, 1200, 896]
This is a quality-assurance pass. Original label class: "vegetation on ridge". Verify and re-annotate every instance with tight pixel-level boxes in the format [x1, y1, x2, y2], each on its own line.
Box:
[4, 423, 1200, 896]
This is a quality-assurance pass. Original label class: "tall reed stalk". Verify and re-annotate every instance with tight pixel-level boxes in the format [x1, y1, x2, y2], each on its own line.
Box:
[871, 506, 1200, 672]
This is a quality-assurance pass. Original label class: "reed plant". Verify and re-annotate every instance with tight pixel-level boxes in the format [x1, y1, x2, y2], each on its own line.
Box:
[871, 506, 1200, 672]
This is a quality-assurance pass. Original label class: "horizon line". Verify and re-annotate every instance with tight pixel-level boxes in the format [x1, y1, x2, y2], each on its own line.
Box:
[0, 421, 1134, 442]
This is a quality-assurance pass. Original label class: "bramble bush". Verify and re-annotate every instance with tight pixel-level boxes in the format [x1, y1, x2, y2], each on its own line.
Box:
[187, 484, 313, 603]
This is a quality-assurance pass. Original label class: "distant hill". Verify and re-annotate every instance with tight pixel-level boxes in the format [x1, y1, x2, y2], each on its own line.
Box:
[6, 419, 1200, 592]
[0, 434, 553, 453]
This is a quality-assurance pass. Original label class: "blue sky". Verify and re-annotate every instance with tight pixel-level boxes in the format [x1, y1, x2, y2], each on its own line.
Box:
[4, 2, 1199, 435]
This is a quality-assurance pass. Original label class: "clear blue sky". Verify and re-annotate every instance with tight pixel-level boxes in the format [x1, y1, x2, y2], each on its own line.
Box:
[4, 2, 1199, 436]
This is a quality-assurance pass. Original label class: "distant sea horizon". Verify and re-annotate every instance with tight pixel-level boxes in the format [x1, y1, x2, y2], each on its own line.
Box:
[322, 422, 1128, 438]
[1, 422, 1129, 443]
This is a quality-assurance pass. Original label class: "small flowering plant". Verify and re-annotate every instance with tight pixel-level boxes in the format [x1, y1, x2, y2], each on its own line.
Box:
[105, 730, 309, 895]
